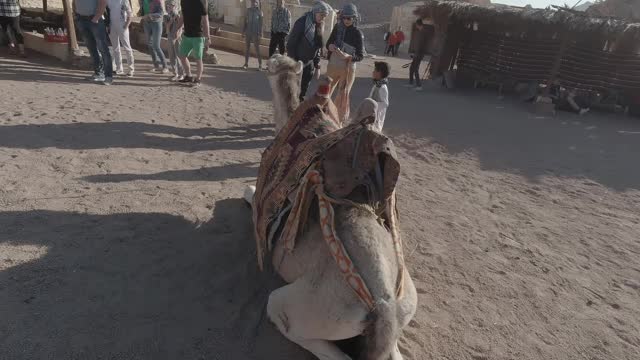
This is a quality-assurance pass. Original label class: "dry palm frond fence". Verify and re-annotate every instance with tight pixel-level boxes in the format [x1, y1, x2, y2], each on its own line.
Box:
[415, 1, 640, 100]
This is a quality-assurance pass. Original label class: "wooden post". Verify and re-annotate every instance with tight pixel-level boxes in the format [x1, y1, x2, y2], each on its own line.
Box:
[62, 0, 79, 52]
[43, 0, 48, 14]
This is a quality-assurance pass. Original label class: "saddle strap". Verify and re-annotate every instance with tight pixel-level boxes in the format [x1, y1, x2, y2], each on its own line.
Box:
[284, 169, 405, 311]
[309, 170, 376, 311]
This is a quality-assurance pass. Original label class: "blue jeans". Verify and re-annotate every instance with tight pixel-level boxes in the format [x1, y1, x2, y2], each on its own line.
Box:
[143, 20, 167, 69]
[77, 16, 113, 78]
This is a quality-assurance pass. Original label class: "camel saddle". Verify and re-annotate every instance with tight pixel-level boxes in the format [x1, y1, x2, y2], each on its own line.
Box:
[252, 96, 402, 280]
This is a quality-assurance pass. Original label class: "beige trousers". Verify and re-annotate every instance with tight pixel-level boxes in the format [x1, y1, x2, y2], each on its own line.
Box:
[326, 62, 356, 124]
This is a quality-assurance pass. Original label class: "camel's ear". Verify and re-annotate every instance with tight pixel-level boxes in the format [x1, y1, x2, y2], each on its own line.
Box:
[295, 61, 304, 75]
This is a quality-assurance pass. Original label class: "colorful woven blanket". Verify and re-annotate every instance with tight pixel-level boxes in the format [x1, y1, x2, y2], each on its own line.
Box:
[252, 95, 404, 299]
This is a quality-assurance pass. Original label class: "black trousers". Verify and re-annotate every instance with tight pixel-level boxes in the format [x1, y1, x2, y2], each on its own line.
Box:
[0, 16, 24, 45]
[300, 63, 314, 102]
[409, 54, 424, 86]
[269, 32, 287, 57]
[385, 44, 395, 56]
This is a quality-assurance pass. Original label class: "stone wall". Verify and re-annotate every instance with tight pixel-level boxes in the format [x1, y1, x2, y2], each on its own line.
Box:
[389, 2, 432, 52]
[223, 0, 335, 42]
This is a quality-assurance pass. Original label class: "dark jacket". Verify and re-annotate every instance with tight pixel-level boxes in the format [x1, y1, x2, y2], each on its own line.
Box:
[409, 24, 434, 57]
[326, 25, 364, 62]
[286, 15, 323, 68]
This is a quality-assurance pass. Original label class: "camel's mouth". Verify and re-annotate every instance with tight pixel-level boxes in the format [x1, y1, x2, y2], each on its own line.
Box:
[267, 54, 285, 75]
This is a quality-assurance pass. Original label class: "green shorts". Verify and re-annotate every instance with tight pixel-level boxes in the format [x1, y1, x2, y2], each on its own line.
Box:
[179, 36, 205, 60]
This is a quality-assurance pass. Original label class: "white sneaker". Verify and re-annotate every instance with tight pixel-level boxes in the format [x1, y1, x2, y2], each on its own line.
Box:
[149, 68, 160, 73]
[115, 70, 125, 76]
[90, 74, 106, 82]
[170, 75, 184, 82]
[127, 71, 134, 78]
[414, 86, 423, 92]
[161, 68, 170, 74]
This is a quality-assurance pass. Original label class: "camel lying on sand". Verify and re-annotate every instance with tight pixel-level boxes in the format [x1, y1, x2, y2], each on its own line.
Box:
[246, 54, 417, 360]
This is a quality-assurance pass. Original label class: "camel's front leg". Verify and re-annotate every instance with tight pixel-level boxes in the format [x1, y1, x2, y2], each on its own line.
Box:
[243, 185, 256, 206]
[267, 282, 354, 360]
[391, 342, 403, 360]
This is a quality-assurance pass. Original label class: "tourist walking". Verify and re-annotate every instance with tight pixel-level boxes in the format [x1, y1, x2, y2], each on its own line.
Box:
[107, 0, 135, 76]
[164, 0, 183, 81]
[385, 31, 397, 56]
[0, 0, 25, 56]
[326, 3, 364, 122]
[243, 0, 263, 70]
[269, 0, 290, 57]
[407, 19, 430, 91]
[139, 0, 168, 72]
[394, 26, 405, 55]
[177, 0, 210, 86]
[75, 0, 114, 84]
[383, 30, 391, 55]
[286, 1, 331, 102]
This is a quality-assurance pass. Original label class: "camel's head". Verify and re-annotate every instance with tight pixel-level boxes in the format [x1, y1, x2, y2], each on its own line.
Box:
[266, 54, 304, 80]
[267, 54, 304, 133]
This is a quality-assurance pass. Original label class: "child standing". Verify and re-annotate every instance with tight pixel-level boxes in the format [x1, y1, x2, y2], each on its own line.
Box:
[164, 0, 184, 81]
[243, 0, 264, 70]
[369, 61, 390, 133]
[107, 0, 135, 76]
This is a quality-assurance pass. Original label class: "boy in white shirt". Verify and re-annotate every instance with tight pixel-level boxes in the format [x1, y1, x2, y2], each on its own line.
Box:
[369, 61, 390, 133]
[107, 0, 135, 76]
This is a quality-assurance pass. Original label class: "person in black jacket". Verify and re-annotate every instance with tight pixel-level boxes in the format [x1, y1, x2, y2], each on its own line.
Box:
[326, 3, 364, 122]
[286, 1, 332, 102]
[407, 19, 433, 91]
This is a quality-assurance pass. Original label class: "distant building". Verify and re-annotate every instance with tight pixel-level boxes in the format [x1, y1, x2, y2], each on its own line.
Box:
[587, 0, 640, 21]
[390, 0, 491, 41]
[574, 2, 595, 12]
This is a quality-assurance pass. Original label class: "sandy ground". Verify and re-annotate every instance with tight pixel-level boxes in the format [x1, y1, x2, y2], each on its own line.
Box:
[1, 47, 640, 360]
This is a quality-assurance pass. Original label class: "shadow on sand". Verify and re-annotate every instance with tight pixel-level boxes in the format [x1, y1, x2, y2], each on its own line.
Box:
[0, 52, 177, 86]
[0, 122, 273, 153]
[82, 162, 259, 183]
[0, 199, 313, 359]
[349, 79, 640, 191]
[201, 55, 640, 192]
[6, 49, 639, 191]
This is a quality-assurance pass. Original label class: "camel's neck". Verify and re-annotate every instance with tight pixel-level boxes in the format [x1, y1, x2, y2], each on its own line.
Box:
[269, 73, 300, 133]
